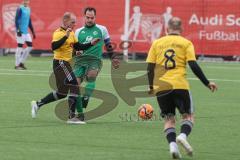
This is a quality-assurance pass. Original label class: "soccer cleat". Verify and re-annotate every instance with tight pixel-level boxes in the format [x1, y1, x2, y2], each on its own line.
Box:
[170, 142, 182, 159]
[67, 117, 86, 124]
[177, 135, 193, 156]
[19, 63, 27, 70]
[76, 113, 85, 121]
[15, 66, 24, 70]
[31, 101, 39, 118]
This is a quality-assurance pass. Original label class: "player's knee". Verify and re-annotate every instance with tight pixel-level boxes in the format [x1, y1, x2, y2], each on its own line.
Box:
[164, 115, 176, 124]
[87, 70, 98, 79]
[86, 76, 97, 82]
[182, 113, 194, 123]
[17, 43, 23, 47]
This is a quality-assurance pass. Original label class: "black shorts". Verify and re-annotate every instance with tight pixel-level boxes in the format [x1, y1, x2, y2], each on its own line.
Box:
[156, 89, 194, 118]
[53, 59, 79, 96]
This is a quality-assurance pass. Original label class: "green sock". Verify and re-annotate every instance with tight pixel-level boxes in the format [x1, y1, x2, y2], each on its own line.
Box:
[82, 82, 96, 108]
[85, 81, 96, 96]
[76, 95, 83, 113]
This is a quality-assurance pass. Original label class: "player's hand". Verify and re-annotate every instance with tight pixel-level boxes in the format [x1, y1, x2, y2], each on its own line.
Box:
[111, 57, 120, 69]
[17, 30, 22, 37]
[91, 38, 101, 45]
[75, 51, 82, 56]
[208, 82, 218, 92]
[66, 28, 72, 37]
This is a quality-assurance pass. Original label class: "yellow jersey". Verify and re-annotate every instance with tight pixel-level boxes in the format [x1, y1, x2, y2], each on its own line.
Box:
[146, 35, 196, 91]
[52, 28, 77, 62]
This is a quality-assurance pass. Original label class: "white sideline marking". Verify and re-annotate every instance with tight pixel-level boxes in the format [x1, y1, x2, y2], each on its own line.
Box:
[0, 68, 50, 73]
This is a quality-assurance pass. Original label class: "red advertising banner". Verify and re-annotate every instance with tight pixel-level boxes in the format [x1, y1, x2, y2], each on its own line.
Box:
[1, 0, 240, 56]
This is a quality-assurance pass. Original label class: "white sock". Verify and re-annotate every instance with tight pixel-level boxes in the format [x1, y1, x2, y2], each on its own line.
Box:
[170, 142, 178, 152]
[179, 133, 187, 140]
[170, 142, 178, 147]
[15, 47, 23, 66]
[20, 47, 32, 63]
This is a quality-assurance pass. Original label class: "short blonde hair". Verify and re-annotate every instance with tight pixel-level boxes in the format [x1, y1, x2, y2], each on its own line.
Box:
[62, 12, 76, 22]
[168, 17, 182, 31]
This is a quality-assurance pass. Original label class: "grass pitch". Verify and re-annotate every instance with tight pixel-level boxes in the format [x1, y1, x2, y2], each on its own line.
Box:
[0, 56, 240, 160]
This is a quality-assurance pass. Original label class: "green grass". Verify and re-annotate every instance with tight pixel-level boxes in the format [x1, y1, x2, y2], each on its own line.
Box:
[0, 55, 240, 160]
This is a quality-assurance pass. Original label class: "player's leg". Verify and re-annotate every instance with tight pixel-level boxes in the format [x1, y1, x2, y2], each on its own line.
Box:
[67, 66, 85, 124]
[175, 90, 194, 156]
[83, 60, 102, 109]
[156, 91, 182, 159]
[133, 25, 140, 40]
[83, 69, 98, 108]
[177, 113, 194, 156]
[76, 77, 83, 113]
[84, 81, 95, 105]
[31, 60, 69, 118]
[31, 91, 66, 118]
[15, 35, 24, 69]
[127, 24, 135, 39]
[73, 66, 86, 114]
[19, 34, 33, 69]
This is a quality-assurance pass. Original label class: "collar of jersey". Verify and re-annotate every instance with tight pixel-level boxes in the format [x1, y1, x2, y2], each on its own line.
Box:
[60, 27, 67, 31]
[168, 33, 180, 36]
[85, 24, 96, 28]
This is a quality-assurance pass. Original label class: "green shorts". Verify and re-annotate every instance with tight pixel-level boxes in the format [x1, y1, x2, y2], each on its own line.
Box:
[74, 59, 102, 78]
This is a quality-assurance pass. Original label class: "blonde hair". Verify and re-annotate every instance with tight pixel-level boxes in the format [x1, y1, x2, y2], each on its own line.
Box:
[62, 12, 76, 22]
[168, 17, 182, 31]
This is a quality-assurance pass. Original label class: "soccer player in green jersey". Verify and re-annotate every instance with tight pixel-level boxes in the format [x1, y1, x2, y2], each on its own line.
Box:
[74, 7, 120, 119]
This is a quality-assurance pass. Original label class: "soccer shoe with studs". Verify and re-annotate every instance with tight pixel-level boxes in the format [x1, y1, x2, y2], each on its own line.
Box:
[19, 63, 27, 70]
[170, 142, 182, 159]
[67, 117, 86, 124]
[31, 100, 39, 118]
[176, 135, 193, 157]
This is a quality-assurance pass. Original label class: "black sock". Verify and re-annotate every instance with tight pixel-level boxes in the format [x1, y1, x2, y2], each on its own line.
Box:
[164, 128, 176, 144]
[82, 95, 89, 108]
[180, 120, 193, 137]
[68, 96, 77, 118]
[37, 92, 58, 107]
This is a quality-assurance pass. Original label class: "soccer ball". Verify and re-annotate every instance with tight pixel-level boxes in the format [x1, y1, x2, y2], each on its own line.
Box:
[138, 104, 154, 120]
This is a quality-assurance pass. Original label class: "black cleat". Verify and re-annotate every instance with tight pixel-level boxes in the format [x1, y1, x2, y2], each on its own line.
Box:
[19, 63, 27, 70]
[15, 66, 24, 70]
[76, 112, 85, 121]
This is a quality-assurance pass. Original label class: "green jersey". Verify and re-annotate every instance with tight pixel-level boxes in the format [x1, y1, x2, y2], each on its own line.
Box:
[74, 24, 110, 65]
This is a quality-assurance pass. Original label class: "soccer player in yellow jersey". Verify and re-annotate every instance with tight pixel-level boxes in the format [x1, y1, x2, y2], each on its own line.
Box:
[146, 17, 217, 159]
[31, 12, 99, 124]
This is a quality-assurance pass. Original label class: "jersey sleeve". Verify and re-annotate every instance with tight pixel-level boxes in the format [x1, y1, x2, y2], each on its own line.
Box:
[102, 26, 110, 40]
[146, 41, 157, 63]
[52, 30, 65, 42]
[75, 28, 80, 39]
[186, 42, 196, 61]
[73, 32, 78, 43]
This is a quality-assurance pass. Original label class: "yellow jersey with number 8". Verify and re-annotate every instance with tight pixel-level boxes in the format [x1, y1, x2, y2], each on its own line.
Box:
[146, 35, 196, 91]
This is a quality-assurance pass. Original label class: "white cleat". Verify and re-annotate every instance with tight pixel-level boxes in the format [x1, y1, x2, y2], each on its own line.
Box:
[31, 101, 39, 118]
[67, 117, 86, 124]
[177, 135, 193, 157]
[170, 142, 182, 159]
